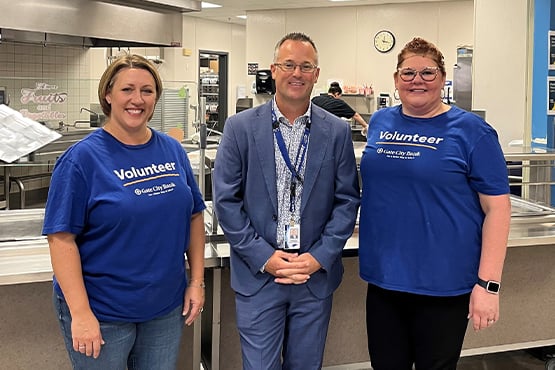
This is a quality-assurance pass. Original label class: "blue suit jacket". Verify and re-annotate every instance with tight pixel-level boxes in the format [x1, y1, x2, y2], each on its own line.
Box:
[213, 100, 360, 299]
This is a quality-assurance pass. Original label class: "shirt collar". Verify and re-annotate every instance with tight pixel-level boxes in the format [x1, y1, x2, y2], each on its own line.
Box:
[272, 97, 312, 126]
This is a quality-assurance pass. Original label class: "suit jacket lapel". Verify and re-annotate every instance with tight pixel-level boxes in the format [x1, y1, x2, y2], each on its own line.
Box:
[252, 101, 278, 213]
[301, 109, 330, 213]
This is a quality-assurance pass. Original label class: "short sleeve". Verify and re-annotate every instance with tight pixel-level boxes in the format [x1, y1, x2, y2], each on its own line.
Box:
[42, 154, 89, 235]
[468, 132, 510, 196]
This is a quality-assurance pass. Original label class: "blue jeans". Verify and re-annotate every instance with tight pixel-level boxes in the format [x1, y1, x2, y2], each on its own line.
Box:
[53, 291, 185, 370]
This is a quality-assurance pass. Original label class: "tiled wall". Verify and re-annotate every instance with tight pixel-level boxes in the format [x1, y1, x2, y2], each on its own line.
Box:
[0, 42, 94, 208]
[0, 43, 193, 209]
[0, 42, 94, 130]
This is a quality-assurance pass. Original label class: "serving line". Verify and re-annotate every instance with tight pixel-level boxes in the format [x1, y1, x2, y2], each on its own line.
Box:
[1, 196, 555, 286]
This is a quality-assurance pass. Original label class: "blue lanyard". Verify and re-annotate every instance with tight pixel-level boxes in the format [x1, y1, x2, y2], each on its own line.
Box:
[272, 109, 310, 215]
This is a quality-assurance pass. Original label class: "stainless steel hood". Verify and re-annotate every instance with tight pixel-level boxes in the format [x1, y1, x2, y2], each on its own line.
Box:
[0, 28, 168, 48]
[99, 0, 201, 13]
[0, 0, 201, 47]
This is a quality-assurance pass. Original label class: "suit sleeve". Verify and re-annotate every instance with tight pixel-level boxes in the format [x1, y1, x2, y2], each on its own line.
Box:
[308, 123, 360, 271]
[212, 117, 276, 274]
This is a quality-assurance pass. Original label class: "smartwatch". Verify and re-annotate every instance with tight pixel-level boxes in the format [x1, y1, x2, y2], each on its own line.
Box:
[477, 278, 501, 294]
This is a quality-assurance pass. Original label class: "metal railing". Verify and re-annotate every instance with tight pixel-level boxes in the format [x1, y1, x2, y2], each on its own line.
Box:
[504, 151, 555, 207]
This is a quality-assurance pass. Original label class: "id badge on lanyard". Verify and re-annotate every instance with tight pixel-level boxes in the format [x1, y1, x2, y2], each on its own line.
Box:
[286, 224, 300, 250]
[286, 179, 300, 250]
[272, 109, 310, 250]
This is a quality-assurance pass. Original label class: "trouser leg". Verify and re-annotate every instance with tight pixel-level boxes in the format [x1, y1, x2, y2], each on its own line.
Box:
[412, 293, 470, 370]
[366, 283, 414, 370]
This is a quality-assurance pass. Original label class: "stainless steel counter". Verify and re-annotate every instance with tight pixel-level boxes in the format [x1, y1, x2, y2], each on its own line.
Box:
[3, 196, 555, 369]
[509, 196, 555, 247]
[1, 196, 554, 286]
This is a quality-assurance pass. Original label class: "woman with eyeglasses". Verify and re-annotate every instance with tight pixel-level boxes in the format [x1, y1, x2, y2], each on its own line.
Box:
[358, 37, 511, 370]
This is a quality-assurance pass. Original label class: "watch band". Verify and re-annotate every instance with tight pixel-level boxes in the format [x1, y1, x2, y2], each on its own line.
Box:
[477, 278, 501, 294]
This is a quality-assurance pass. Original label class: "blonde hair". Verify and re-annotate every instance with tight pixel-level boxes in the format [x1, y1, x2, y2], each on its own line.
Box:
[98, 54, 163, 120]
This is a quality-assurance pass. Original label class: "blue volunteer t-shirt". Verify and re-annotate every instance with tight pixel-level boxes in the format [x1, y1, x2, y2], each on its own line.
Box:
[359, 105, 509, 296]
[43, 128, 206, 321]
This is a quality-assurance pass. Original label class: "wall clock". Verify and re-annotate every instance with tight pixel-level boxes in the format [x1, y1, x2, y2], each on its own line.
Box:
[374, 30, 395, 53]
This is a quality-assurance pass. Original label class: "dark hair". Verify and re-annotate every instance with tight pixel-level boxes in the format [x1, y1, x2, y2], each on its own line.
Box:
[98, 53, 163, 119]
[395, 37, 446, 75]
[273, 32, 318, 64]
[328, 82, 342, 95]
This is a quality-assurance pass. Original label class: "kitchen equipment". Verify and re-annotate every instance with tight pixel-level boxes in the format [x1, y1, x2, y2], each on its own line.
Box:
[453, 46, 473, 111]
[0, 87, 9, 106]
[377, 93, 391, 110]
[236, 98, 253, 113]
[255, 69, 275, 94]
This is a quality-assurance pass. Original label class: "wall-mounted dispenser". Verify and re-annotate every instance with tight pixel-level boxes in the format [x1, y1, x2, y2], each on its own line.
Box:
[255, 70, 275, 94]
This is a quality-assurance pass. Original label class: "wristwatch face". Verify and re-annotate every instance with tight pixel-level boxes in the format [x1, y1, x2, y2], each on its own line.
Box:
[374, 30, 395, 53]
[486, 280, 500, 293]
[478, 278, 500, 294]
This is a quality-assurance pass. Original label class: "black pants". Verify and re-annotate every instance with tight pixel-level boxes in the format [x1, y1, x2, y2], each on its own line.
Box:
[366, 283, 470, 370]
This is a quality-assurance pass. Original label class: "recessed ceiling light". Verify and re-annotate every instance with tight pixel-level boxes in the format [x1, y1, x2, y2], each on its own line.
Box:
[236, 15, 247, 19]
[202, 2, 222, 8]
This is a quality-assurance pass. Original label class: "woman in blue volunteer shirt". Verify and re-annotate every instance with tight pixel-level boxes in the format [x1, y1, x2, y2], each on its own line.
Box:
[43, 54, 206, 370]
[359, 37, 511, 370]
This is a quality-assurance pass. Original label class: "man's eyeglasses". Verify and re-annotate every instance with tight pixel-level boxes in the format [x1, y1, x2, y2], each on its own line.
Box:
[397, 67, 440, 82]
[274, 61, 318, 73]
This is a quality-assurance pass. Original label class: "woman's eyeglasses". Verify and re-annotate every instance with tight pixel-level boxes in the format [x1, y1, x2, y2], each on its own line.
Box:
[397, 67, 440, 82]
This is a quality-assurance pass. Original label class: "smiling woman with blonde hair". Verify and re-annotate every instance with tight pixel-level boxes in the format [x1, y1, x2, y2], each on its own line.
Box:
[43, 53, 206, 370]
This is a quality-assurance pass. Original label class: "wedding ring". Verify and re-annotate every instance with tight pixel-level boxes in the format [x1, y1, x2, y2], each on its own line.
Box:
[79, 345, 85, 349]
[199, 307, 204, 313]
[487, 319, 494, 324]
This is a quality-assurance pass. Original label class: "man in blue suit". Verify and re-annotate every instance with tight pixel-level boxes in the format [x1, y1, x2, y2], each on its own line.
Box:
[212, 32, 360, 370]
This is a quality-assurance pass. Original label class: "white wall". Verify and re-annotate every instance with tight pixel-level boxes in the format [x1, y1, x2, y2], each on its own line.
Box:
[244, 0, 530, 148]
[472, 0, 530, 148]
[246, 1, 474, 108]
[179, 17, 246, 119]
